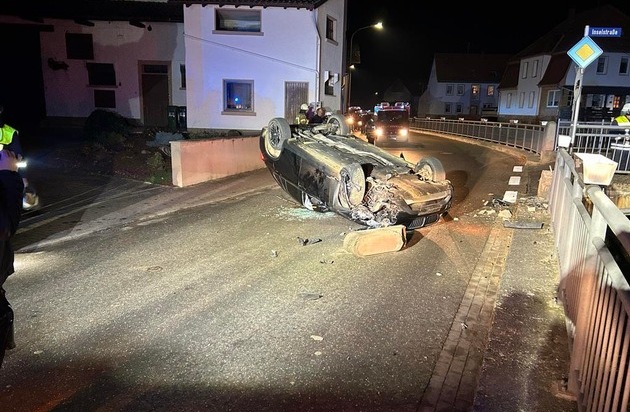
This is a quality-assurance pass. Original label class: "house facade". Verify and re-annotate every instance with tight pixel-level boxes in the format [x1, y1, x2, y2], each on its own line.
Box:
[0, 0, 346, 134]
[416, 53, 510, 121]
[177, 0, 346, 132]
[497, 4, 630, 124]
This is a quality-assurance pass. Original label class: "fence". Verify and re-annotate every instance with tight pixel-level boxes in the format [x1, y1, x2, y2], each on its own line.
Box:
[410, 117, 546, 154]
[549, 149, 630, 411]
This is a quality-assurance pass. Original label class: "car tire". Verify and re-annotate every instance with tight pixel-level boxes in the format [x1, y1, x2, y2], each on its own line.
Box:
[327, 114, 350, 135]
[264, 117, 291, 160]
[415, 157, 447, 181]
[336, 163, 366, 208]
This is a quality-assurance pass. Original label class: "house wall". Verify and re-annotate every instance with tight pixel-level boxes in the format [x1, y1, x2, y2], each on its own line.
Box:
[37, 19, 186, 122]
[183, 2, 344, 132]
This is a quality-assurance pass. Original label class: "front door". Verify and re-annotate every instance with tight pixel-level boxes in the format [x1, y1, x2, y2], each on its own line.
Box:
[285, 82, 309, 123]
[141, 63, 170, 127]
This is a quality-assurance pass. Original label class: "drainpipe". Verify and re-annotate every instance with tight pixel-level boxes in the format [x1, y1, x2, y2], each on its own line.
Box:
[313, 11, 321, 104]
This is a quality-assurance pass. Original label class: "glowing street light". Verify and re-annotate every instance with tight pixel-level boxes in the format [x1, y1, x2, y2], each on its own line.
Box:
[347, 22, 383, 111]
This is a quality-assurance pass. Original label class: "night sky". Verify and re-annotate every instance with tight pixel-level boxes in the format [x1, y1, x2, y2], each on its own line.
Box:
[345, 1, 630, 109]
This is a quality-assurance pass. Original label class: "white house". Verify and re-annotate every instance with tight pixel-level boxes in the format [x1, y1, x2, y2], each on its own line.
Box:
[497, 4, 630, 123]
[0, 0, 346, 134]
[177, 0, 346, 132]
[416, 53, 510, 120]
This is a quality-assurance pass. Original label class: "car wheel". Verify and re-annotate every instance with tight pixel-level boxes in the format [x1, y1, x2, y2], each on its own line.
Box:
[264, 117, 291, 160]
[415, 157, 447, 181]
[327, 114, 350, 135]
[336, 163, 365, 208]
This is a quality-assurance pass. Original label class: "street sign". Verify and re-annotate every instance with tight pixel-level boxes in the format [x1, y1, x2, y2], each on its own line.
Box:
[589, 27, 623, 37]
[567, 36, 603, 69]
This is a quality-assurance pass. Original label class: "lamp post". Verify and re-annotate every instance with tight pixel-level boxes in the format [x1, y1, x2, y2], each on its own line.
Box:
[347, 22, 382, 112]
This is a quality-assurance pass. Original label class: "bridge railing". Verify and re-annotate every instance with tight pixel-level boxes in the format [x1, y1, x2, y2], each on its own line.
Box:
[548, 149, 630, 411]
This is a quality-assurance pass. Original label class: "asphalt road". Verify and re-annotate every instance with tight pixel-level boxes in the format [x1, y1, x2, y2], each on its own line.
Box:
[0, 133, 525, 411]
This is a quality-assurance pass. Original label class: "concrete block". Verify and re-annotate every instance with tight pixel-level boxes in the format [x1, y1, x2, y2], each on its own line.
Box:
[537, 170, 553, 200]
[343, 225, 407, 257]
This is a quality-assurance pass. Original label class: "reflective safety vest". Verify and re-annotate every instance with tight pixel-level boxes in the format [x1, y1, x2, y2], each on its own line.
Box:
[614, 115, 630, 126]
[0, 124, 17, 145]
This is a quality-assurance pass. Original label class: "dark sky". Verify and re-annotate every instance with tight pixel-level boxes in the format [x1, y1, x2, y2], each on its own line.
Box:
[345, 1, 630, 109]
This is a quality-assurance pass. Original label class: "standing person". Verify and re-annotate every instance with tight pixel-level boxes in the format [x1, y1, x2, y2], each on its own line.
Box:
[309, 107, 326, 124]
[0, 148, 24, 367]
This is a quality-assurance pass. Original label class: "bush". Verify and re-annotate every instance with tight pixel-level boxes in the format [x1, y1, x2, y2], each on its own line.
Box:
[83, 109, 131, 150]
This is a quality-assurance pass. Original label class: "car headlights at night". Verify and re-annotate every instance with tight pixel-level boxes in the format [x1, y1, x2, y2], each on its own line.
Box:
[399, 128, 408, 137]
[375, 128, 384, 137]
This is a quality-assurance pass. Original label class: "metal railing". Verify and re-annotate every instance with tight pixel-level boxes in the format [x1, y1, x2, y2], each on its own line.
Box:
[548, 149, 630, 411]
[557, 120, 630, 174]
[410, 117, 545, 154]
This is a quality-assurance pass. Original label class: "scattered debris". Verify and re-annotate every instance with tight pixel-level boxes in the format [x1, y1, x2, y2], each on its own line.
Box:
[319, 259, 334, 264]
[271, 250, 278, 257]
[503, 220, 544, 229]
[436, 272, 443, 277]
[298, 292, 323, 300]
[297, 237, 322, 246]
[461, 322, 468, 330]
[310, 335, 323, 341]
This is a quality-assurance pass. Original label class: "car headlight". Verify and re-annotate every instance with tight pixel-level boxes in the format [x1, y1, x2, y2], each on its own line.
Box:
[399, 128, 408, 137]
[375, 128, 383, 137]
[346, 117, 354, 125]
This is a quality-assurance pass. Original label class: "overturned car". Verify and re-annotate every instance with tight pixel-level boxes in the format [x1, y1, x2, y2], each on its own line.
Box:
[259, 115, 454, 230]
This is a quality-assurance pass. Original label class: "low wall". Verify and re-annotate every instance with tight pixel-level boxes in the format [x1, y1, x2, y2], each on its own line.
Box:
[170, 136, 265, 187]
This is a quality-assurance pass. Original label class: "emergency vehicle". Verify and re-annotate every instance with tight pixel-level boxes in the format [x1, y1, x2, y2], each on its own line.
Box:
[368, 102, 410, 144]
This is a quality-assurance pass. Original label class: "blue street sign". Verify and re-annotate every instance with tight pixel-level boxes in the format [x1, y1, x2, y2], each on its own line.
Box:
[589, 27, 623, 37]
[567, 36, 603, 69]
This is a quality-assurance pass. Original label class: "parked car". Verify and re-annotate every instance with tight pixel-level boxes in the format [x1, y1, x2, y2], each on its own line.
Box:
[259, 114, 454, 229]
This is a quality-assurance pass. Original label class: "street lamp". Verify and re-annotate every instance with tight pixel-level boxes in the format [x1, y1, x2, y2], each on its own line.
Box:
[347, 22, 383, 111]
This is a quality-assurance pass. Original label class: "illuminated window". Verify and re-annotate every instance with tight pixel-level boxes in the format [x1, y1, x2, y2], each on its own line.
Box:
[487, 85, 494, 96]
[471, 84, 479, 96]
[223, 79, 254, 113]
[456, 84, 464, 95]
[446, 84, 454, 96]
[216, 9, 261, 33]
[596, 56, 608, 74]
[620, 57, 629, 75]
[546, 90, 560, 107]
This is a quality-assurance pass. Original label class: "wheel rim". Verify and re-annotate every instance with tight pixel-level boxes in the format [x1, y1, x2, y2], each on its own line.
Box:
[265, 124, 282, 159]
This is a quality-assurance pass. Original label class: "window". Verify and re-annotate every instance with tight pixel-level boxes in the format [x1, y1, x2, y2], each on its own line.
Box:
[215, 9, 261, 33]
[446, 84, 454, 96]
[506, 93, 512, 108]
[325, 72, 336, 96]
[86, 63, 116, 86]
[532, 60, 539, 78]
[471, 84, 479, 96]
[326, 16, 337, 42]
[546, 90, 560, 107]
[94, 90, 115, 108]
[620, 57, 629, 75]
[455, 103, 462, 113]
[66, 33, 94, 60]
[528, 91, 535, 108]
[456, 84, 464, 95]
[487, 85, 495, 96]
[521, 61, 529, 79]
[224, 79, 254, 112]
[519, 92, 525, 108]
[596, 56, 608, 74]
[444, 103, 452, 113]
[180, 64, 186, 89]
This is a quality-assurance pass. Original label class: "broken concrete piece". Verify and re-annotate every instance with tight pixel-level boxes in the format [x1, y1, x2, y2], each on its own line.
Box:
[343, 225, 406, 257]
[503, 220, 544, 229]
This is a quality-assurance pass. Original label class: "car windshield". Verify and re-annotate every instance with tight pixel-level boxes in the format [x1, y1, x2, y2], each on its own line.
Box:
[376, 110, 408, 124]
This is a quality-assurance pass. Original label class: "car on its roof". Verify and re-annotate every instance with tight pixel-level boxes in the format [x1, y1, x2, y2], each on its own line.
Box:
[259, 114, 454, 230]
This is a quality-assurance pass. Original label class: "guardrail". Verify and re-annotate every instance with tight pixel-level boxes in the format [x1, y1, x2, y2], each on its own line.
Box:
[410, 117, 545, 154]
[548, 148, 630, 411]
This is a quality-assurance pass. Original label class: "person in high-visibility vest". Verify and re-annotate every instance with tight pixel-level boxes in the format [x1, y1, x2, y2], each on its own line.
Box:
[0, 107, 39, 211]
[613, 103, 630, 127]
